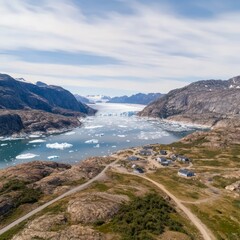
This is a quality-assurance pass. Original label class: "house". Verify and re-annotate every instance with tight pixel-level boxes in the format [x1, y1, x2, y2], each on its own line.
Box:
[160, 150, 167, 155]
[143, 145, 153, 150]
[161, 161, 169, 166]
[178, 169, 195, 177]
[170, 154, 177, 161]
[156, 157, 167, 163]
[128, 156, 139, 161]
[140, 150, 152, 156]
[177, 155, 190, 163]
[134, 167, 144, 174]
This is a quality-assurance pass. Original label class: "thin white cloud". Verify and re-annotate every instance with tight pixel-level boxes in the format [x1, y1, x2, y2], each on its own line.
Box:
[0, 0, 239, 94]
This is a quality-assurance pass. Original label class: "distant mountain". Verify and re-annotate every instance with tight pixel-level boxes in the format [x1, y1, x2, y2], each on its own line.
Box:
[108, 93, 163, 105]
[74, 94, 94, 104]
[86, 95, 111, 103]
[139, 76, 240, 126]
[0, 74, 95, 116]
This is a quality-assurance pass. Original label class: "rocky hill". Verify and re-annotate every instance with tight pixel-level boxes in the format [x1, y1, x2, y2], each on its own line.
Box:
[0, 74, 95, 116]
[0, 74, 96, 136]
[109, 93, 162, 105]
[139, 76, 240, 126]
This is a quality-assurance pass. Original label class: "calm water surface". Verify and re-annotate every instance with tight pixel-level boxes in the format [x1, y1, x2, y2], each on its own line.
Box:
[0, 103, 198, 169]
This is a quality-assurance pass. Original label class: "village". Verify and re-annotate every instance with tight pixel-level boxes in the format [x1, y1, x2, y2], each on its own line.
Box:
[115, 144, 195, 178]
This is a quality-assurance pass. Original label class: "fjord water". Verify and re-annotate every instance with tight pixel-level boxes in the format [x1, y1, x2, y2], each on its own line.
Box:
[0, 103, 197, 169]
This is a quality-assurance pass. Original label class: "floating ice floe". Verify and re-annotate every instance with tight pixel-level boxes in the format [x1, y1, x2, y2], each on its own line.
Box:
[94, 144, 100, 148]
[118, 125, 127, 128]
[64, 131, 76, 136]
[138, 131, 169, 140]
[117, 135, 126, 138]
[48, 155, 59, 160]
[46, 142, 73, 150]
[29, 134, 41, 138]
[85, 139, 99, 144]
[112, 145, 117, 148]
[1, 143, 8, 147]
[69, 150, 74, 153]
[16, 153, 39, 159]
[29, 139, 46, 144]
[85, 125, 103, 129]
[95, 133, 104, 137]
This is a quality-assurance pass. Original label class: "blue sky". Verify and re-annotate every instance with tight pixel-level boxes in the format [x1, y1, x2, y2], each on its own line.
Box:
[0, 0, 240, 96]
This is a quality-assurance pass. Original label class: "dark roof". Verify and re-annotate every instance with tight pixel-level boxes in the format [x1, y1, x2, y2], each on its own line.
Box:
[135, 167, 144, 173]
[178, 169, 194, 175]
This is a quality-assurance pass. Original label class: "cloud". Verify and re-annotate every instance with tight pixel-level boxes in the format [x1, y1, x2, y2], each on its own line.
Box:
[0, 0, 240, 94]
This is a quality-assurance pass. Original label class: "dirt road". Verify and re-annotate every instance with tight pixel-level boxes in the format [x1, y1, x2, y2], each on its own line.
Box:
[114, 167, 215, 240]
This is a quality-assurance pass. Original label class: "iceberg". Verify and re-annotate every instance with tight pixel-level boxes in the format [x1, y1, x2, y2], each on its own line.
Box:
[16, 153, 39, 159]
[48, 155, 59, 160]
[29, 139, 46, 144]
[64, 131, 76, 136]
[29, 134, 41, 138]
[117, 135, 126, 138]
[85, 125, 103, 129]
[46, 142, 73, 150]
[85, 139, 99, 144]
[1, 143, 8, 147]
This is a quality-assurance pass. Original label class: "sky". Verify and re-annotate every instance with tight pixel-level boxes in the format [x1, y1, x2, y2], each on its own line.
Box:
[0, 0, 240, 96]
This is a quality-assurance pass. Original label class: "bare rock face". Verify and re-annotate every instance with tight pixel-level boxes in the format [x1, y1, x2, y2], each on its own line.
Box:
[0, 74, 95, 115]
[139, 76, 240, 126]
[225, 181, 240, 192]
[0, 161, 71, 185]
[12, 214, 103, 240]
[0, 109, 82, 136]
[0, 73, 97, 136]
[67, 192, 127, 223]
[0, 157, 115, 221]
[0, 113, 24, 135]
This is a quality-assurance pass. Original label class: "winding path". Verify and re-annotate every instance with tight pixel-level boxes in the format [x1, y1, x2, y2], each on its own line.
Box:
[0, 160, 117, 236]
[114, 167, 216, 240]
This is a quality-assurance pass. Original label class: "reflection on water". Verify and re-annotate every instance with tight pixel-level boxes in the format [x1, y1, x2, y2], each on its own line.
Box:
[0, 103, 198, 169]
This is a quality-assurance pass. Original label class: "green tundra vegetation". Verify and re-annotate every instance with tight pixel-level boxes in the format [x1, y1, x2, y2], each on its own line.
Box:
[98, 193, 187, 240]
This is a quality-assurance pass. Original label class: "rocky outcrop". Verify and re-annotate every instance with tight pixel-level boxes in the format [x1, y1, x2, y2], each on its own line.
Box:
[67, 192, 127, 223]
[0, 73, 97, 136]
[109, 93, 163, 105]
[0, 113, 24, 135]
[181, 116, 240, 147]
[225, 181, 240, 192]
[0, 74, 95, 116]
[139, 76, 240, 126]
[12, 214, 103, 240]
[0, 110, 81, 136]
[0, 157, 114, 221]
